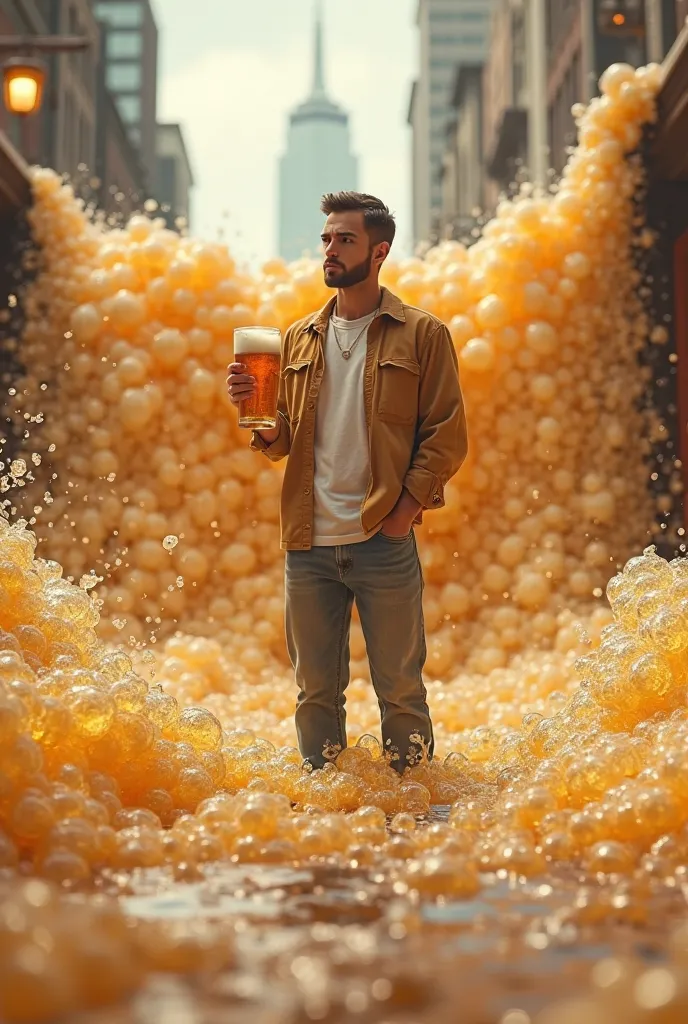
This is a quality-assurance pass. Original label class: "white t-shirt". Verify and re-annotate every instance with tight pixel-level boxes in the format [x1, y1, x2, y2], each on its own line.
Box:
[312, 309, 377, 546]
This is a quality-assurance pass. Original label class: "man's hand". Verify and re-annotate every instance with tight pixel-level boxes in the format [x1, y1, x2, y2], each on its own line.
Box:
[380, 488, 422, 538]
[227, 362, 280, 443]
[226, 361, 256, 407]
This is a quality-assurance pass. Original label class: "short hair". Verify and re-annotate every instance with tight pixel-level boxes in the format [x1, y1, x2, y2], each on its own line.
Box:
[320, 191, 396, 247]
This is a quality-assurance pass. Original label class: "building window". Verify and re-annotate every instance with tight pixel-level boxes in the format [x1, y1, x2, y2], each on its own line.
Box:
[106, 63, 141, 90]
[430, 10, 488, 22]
[430, 32, 486, 45]
[158, 155, 176, 203]
[106, 31, 143, 58]
[116, 94, 141, 123]
[432, 50, 484, 65]
[512, 9, 526, 106]
[95, 2, 143, 27]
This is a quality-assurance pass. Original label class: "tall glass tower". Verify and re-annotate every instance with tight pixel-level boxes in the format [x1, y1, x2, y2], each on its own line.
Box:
[92, 0, 158, 187]
[408, 0, 494, 245]
[278, 1, 358, 262]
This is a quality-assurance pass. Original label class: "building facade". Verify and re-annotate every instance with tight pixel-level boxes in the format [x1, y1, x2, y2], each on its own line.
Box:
[278, 2, 357, 262]
[0, 0, 48, 165]
[546, 0, 680, 172]
[155, 122, 194, 230]
[408, 0, 494, 246]
[0, 0, 99, 178]
[95, 62, 147, 218]
[451, 0, 685, 222]
[546, 0, 584, 174]
[92, 0, 158, 188]
[482, 0, 528, 210]
[49, 0, 100, 178]
[0, 0, 151, 207]
[439, 64, 484, 239]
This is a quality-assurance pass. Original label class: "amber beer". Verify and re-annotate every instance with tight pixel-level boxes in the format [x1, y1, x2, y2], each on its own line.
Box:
[233, 327, 281, 429]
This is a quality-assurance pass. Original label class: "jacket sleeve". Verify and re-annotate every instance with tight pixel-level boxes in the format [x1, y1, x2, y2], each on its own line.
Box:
[249, 326, 292, 463]
[403, 322, 468, 511]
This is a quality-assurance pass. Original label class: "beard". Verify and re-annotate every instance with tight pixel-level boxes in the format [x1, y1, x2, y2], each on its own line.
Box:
[323, 248, 373, 289]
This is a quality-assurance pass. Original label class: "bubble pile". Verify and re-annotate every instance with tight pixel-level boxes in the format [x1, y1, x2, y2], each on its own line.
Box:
[0, 879, 143, 1020]
[1, 59, 687, 1019]
[6, 63, 670, 686]
[3, 510, 688, 893]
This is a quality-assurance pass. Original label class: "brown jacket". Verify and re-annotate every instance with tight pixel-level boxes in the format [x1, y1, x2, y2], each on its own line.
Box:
[250, 287, 468, 550]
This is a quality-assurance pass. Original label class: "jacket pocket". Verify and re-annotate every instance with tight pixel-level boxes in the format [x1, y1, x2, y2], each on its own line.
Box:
[282, 359, 311, 423]
[377, 357, 420, 425]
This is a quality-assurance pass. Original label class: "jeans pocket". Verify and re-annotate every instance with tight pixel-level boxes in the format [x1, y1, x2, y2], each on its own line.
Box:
[379, 530, 412, 544]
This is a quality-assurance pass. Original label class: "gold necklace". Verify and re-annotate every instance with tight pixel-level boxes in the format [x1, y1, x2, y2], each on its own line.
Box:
[331, 308, 379, 361]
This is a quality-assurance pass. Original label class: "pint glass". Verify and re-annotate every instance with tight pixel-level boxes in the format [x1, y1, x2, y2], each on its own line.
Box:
[233, 326, 281, 429]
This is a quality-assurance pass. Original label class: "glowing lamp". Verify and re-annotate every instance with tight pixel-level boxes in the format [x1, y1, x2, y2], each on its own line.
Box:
[3, 57, 46, 115]
[612, 12, 626, 25]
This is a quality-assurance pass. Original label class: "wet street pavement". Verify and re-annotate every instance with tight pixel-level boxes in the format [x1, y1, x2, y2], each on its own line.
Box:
[67, 809, 688, 1024]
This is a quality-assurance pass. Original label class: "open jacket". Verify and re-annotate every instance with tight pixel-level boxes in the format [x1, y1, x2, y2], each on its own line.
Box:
[250, 287, 468, 551]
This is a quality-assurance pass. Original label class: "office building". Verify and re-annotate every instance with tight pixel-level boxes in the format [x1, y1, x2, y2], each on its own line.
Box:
[475, 1, 682, 216]
[408, 0, 494, 246]
[546, 1, 679, 173]
[482, 0, 528, 208]
[92, 0, 158, 187]
[439, 63, 484, 239]
[278, 1, 358, 262]
[95, 68, 147, 218]
[156, 122, 194, 230]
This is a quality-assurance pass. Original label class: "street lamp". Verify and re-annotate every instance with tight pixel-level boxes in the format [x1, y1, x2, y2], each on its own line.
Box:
[0, 35, 89, 117]
[3, 57, 45, 116]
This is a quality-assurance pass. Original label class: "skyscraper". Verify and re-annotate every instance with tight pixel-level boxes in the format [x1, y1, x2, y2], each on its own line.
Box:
[278, 1, 358, 262]
[408, 0, 494, 246]
[92, 0, 158, 188]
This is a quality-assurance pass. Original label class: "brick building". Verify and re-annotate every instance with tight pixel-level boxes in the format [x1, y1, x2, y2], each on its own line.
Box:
[0, 0, 145, 205]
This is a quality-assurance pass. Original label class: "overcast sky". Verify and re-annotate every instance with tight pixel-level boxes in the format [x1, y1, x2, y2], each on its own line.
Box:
[152, 0, 418, 270]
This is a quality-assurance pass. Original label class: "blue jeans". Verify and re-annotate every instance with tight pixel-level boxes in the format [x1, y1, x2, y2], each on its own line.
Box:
[285, 530, 433, 772]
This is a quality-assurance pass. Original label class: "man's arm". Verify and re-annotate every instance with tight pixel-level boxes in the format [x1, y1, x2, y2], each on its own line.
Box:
[403, 322, 468, 511]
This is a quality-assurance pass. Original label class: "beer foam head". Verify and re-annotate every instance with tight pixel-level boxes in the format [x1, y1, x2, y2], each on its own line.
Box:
[234, 327, 281, 355]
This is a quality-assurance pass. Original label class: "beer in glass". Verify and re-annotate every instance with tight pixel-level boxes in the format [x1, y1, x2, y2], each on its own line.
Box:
[233, 326, 281, 429]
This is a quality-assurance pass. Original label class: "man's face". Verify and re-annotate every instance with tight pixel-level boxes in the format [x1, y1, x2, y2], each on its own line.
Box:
[321, 211, 378, 289]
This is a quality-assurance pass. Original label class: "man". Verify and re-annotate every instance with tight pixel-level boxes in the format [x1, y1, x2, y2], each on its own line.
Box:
[227, 192, 467, 772]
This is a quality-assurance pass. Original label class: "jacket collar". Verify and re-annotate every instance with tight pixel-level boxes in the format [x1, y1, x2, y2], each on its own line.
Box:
[304, 286, 406, 335]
